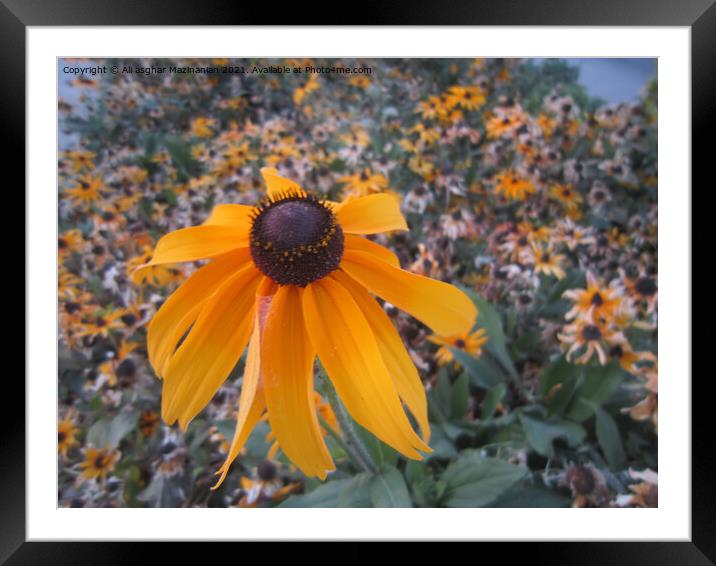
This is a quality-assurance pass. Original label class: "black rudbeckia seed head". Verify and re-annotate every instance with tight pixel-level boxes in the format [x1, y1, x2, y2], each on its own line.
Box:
[609, 344, 624, 358]
[582, 324, 602, 341]
[121, 313, 137, 326]
[116, 358, 137, 379]
[635, 277, 657, 297]
[250, 191, 344, 287]
[257, 459, 278, 482]
[566, 465, 595, 496]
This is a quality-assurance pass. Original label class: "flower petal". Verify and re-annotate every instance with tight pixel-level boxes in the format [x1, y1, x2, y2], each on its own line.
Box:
[162, 263, 262, 429]
[336, 193, 408, 234]
[203, 204, 255, 228]
[261, 285, 334, 479]
[212, 310, 266, 490]
[303, 277, 430, 459]
[260, 167, 305, 197]
[145, 225, 250, 267]
[344, 234, 400, 268]
[147, 248, 251, 377]
[331, 271, 430, 442]
[341, 249, 477, 336]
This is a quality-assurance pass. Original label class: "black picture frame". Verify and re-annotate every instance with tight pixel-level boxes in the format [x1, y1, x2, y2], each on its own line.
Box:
[7, 0, 708, 562]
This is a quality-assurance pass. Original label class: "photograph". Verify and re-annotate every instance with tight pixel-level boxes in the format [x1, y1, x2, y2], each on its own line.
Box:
[56, 56, 660, 509]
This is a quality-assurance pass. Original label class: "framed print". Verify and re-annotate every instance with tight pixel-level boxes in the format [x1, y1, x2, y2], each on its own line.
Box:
[8, 0, 709, 561]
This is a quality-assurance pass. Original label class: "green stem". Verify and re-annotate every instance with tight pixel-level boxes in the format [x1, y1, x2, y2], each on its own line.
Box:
[321, 374, 379, 475]
[317, 414, 356, 467]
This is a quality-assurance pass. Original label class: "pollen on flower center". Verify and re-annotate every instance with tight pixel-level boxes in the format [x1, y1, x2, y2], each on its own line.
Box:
[249, 191, 344, 287]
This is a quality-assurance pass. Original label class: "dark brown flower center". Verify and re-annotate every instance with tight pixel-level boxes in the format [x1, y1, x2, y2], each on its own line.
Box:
[250, 192, 344, 287]
[257, 459, 278, 481]
[121, 313, 137, 326]
[609, 344, 624, 358]
[566, 465, 595, 495]
[635, 277, 657, 297]
[591, 292, 604, 306]
[64, 301, 80, 314]
[582, 324, 602, 341]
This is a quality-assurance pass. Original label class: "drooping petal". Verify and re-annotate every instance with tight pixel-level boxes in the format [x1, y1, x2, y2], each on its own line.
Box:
[303, 277, 430, 459]
[344, 234, 400, 268]
[212, 310, 267, 489]
[162, 263, 262, 429]
[261, 285, 334, 479]
[144, 225, 250, 267]
[336, 193, 408, 234]
[331, 271, 430, 442]
[260, 167, 305, 197]
[204, 203, 255, 228]
[341, 249, 477, 336]
[147, 248, 251, 376]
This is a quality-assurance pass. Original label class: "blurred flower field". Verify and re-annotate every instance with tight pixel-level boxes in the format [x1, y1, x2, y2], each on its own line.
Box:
[58, 58, 658, 508]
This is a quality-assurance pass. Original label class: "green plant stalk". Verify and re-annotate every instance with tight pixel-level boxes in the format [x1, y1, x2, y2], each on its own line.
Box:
[316, 413, 361, 471]
[321, 375, 379, 475]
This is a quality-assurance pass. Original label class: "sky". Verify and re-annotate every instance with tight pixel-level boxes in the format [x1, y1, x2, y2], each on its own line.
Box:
[558, 58, 656, 104]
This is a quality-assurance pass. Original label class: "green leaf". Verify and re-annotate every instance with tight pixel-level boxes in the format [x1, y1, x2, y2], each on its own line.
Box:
[242, 421, 273, 460]
[430, 367, 452, 417]
[214, 418, 236, 441]
[441, 450, 527, 507]
[163, 135, 195, 179]
[589, 402, 626, 470]
[404, 460, 435, 507]
[369, 466, 413, 507]
[472, 295, 518, 378]
[512, 329, 542, 358]
[565, 363, 626, 422]
[404, 460, 427, 486]
[450, 348, 504, 389]
[108, 408, 140, 447]
[424, 426, 458, 461]
[519, 414, 586, 457]
[539, 356, 577, 395]
[543, 270, 586, 305]
[352, 419, 398, 470]
[136, 474, 185, 508]
[86, 418, 111, 447]
[492, 479, 571, 508]
[449, 372, 470, 420]
[279, 474, 372, 508]
[539, 357, 583, 416]
[481, 383, 507, 419]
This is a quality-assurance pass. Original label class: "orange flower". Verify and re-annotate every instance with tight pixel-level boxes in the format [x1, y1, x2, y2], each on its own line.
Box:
[138, 167, 477, 484]
[493, 171, 535, 201]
